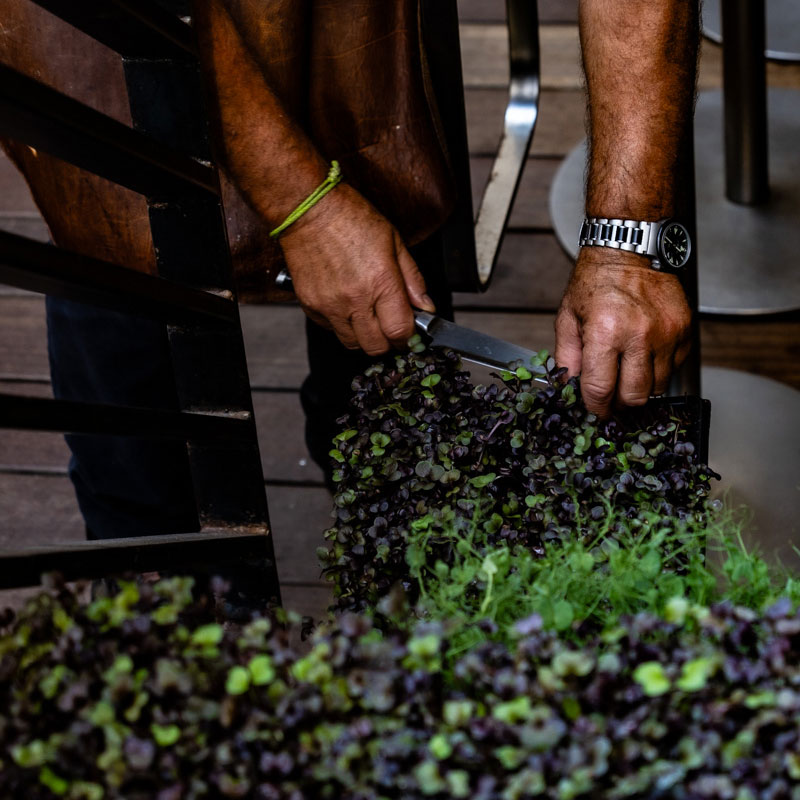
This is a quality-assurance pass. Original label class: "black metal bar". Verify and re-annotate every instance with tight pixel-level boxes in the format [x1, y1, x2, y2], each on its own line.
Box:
[670, 127, 701, 397]
[122, 46, 281, 600]
[0, 394, 253, 442]
[0, 230, 237, 326]
[29, 0, 194, 59]
[721, 0, 770, 204]
[0, 529, 276, 590]
[0, 63, 217, 199]
[419, 0, 480, 293]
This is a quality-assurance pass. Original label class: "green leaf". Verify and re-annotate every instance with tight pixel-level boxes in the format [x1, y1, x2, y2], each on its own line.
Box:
[515, 392, 535, 413]
[633, 662, 671, 696]
[429, 733, 452, 760]
[248, 655, 276, 686]
[328, 448, 345, 463]
[482, 513, 503, 534]
[676, 657, 717, 692]
[639, 548, 661, 578]
[515, 366, 532, 381]
[562, 696, 581, 721]
[492, 695, 532, 724]
[39, 766, 68, 796]
[151, 723, 181, 747]
[334, 428, 358, 442]
[552, 600, 574, 631]
[469, 472, 496, 488]
[225, 665, 251, 695]
[421, 373, 441, 388]
[446, 770, 471, 799]
[190, 623, 224, 647]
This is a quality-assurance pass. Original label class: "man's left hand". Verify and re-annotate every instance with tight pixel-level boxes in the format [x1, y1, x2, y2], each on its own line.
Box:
[554, 247, 692, 418]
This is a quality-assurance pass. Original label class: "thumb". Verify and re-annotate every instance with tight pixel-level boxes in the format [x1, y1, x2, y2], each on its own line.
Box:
[395, 234, 435, 312]
[554, 306, 583, 378]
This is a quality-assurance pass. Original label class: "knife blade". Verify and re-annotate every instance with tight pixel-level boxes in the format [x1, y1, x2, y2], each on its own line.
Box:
[275, 269, 544, 373]
[413, 311, 542, 372]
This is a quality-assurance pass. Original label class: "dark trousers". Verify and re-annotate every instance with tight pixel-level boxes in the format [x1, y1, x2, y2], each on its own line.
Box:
[47, 237, 453, 538]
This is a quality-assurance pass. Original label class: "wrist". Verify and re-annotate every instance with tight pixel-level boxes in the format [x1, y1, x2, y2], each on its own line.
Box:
[578, 215, 691, 274]
[577, 244, 652, 271]
[269, 160, 343, 240]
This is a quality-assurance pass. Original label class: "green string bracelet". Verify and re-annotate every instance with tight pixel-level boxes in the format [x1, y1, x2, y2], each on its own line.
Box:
[269, 160, 342, 239]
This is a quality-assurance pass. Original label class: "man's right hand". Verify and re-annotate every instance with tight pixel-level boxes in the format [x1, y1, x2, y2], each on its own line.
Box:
[279, 183, 436, 356]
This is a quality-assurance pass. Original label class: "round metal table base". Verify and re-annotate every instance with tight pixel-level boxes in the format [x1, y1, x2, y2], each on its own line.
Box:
[703, 367, 800, 569]
[549, 89, 800, 315]
[703, 0, 800, 63]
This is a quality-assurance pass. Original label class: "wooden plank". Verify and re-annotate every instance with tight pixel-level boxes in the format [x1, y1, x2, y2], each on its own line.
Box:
[0, 429, 69, 472]
[460, 22, 798, 93]
[280, 583, 333, 622]
[0, 294, 51, 378]
[0, 473, 84, 548]
[0, 152, 39, 214]
[466, 87, 585, 157]
[460, 24, 582, 90]
[0, 471, 330, 588]
[453, 232, 572, 311]
[471, 156, 560, 229]
[240, 304, 308, 389]
[253, 390, 326, 485]
[700, 316, 800, 391]
[698, 38, 800, 91]
[266, 485, 333, 585]
[0, 215, 50, 242]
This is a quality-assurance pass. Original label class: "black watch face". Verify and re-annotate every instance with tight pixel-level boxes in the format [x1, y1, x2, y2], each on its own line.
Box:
[658, 222, 691, 269]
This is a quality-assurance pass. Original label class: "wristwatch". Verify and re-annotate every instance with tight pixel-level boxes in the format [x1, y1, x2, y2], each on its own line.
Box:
[579, 217, 691, 272]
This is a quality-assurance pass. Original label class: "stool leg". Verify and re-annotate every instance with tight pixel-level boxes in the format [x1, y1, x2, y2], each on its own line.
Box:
[722, 0, 769, 204]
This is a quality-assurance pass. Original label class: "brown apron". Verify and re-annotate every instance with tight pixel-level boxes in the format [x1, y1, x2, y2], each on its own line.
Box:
[0, 0, 455, 302]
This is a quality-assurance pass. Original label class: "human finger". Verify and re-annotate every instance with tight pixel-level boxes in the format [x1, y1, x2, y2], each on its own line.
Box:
[374, 290, 416, 349]
[616, 347, 654, 407]
[554, 306, 584, 378]
[322, 312, 360, 350]
[652, 351, 674, 396]
[578, 339, 621, 418]
[350, 309, 391, 356]
[395, 236, 435, 312]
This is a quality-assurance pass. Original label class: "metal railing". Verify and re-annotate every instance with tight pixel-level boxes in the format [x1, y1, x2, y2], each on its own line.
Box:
[0, 0, 280, 601]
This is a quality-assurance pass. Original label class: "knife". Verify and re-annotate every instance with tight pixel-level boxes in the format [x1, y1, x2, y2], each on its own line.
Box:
[275, 268, 544, 373]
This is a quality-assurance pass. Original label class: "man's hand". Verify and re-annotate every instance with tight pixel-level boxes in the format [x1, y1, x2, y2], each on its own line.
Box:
[555, 247, 691, 417]
[279, 183, 435, 355]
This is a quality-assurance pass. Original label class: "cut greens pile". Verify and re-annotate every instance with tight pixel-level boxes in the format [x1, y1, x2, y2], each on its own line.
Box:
[2, 578, 800, 798]
[320, 342, 716, 617]
[2, 342, 799, 799]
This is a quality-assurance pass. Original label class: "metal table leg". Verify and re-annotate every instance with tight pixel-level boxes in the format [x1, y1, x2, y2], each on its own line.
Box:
[703, 0, 800, 63]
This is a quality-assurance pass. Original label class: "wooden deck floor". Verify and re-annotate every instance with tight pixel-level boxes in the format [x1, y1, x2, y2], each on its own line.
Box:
[2, 1, 799, 615]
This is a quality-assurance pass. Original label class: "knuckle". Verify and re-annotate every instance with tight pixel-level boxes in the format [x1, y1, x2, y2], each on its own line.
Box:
[382, 319, 414, 344]
[581, 380, 615, 406]
[618, 390, 649, 407]
[362, 340, 390, 356]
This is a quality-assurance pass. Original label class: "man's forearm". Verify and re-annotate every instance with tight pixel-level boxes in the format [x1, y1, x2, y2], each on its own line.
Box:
[193, 0, 328, 228]
[191, 0, 434, 355]
[555, 2, 698, 415]
[580, 0, 699, 221]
